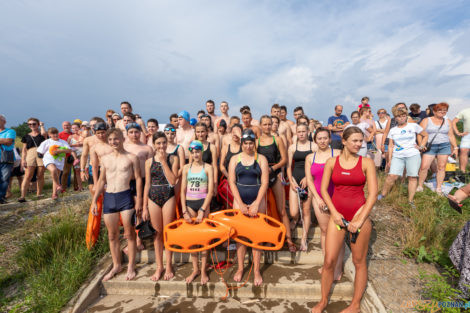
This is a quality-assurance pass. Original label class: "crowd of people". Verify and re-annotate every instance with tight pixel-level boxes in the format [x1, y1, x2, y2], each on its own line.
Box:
[0, 98, 469, 313]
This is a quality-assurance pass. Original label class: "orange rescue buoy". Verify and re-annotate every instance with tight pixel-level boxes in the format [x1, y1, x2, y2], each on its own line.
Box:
[164, 218, 235, 253]
[209, 209, 286, 251]
[86, 194, 103, 250]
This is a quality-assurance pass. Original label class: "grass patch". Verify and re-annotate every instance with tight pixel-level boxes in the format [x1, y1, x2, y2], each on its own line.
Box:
[0, 207, 109, 313]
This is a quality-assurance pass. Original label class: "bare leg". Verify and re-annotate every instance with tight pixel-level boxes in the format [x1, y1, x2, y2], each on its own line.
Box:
[449, 183, 470, 203]
[311, 218, 346, 313]
[200, 250, 209, 285]
[340, 219, 372, 313]
[460, 148, 469, 172]
[417, 154, 434, 189]
[73, 167, 83, 191]
[435, 154, 448, 192]
[185, 208, 200, 284]
[272, 180, 294, 251]
[408, 177, 418, 202]
[162, 197, 176, 280]
[47, 164, 61, 199]
[61, 161, 72, 191]
[148, 200, 164, 281]
[380, 174, 399, 197]
[234, 243, 246, 282]
[102, 212, 123, 281]
[300, 194, 312, 251]
[20, 166, 35, 199]
[121, 209, 137, 280]
[37, 166, 45, 196]
[253, 248, 262, 286]
[288, 187, 299, 231]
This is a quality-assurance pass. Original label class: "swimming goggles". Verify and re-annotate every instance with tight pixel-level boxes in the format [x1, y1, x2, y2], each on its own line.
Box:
[241, 132, 256, 141]
[125, 122, 141, 131]
[189, 140, 203, 151]
[164, 126, 176, 132]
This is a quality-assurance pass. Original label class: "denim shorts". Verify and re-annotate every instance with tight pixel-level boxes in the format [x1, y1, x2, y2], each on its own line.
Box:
[389, 154, 421, 177]
[461, 134, 470, 149]
[424, 142, 451, 155]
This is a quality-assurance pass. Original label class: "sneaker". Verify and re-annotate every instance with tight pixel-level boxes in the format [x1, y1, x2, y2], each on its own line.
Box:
[0, 198, 7, 204]
[416, 186, 423, 192]
[18, 198, 26, 203]
[377, 194, 384, 201]
[408, 201, 416, 208]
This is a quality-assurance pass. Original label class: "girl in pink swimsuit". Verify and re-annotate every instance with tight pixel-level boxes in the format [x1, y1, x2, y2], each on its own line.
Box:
[311, 126, 378, 313]
[305, 127, 343, 280]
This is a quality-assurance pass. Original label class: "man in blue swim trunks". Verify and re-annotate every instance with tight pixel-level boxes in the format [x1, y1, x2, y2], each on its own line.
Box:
[91, 128, 143, 282]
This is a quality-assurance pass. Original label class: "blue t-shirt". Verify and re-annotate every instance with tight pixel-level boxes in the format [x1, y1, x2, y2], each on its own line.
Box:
[0, 128, 16, 158]
[328, 115, 349, 141]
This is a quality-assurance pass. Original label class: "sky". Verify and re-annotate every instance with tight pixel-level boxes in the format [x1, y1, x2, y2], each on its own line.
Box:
[1, 0, 470, 127]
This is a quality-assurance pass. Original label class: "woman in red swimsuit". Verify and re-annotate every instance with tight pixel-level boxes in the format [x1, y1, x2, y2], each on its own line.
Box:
[311, 126, 377, 313]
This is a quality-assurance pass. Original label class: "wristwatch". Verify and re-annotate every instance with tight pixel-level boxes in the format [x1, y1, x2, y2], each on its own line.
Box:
[80, 168, 86, 172]
[198, 207, 205, 212]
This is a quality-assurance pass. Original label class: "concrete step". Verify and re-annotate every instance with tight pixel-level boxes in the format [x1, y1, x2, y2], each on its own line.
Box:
[101, 262, 353, 300]
[293, 225, 321, 239]
[86, 294, 350, 312]
[125, 240, 324, 266]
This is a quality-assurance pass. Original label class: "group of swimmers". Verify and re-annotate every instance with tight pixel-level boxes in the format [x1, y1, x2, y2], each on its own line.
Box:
[3, 98, 468, 313]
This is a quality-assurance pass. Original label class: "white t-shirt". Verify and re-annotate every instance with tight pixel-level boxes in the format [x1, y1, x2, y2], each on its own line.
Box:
[37, 138, 71, 170]
[345, 123, 369, 149]
[387, 123, 423, 158]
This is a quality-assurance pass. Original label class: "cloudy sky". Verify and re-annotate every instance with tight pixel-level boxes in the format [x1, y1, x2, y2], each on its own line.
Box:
[1, 0, 470, 127]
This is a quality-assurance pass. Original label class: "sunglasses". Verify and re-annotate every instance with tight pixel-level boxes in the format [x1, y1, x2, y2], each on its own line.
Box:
[164, 127, 176, 132]
[378, 112, 385, 114]
[28, 123, 37, 126]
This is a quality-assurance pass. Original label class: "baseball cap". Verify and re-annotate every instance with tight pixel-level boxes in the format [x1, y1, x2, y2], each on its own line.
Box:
[81, 121, 90, 127]
[178, 110, 190, 122]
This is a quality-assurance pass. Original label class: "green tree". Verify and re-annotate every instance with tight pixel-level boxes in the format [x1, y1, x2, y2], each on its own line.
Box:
[12, 122, 30, 138]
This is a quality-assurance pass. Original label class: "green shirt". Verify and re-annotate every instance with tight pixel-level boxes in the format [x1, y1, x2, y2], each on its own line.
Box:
[456, 108, 470, 133]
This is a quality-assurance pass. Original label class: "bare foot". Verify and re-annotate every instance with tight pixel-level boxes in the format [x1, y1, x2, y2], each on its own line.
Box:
[253, 271, 263, 286]
[289, 218, 298, 232]
[311, 300, 328, 313]
[448, 194, 461, 204]
[200, 271, 209, 285]
[123, 244, 144, 256]
[150, 267, 164, 281]
[186, 270, 200, 284]
[126, 267, 136, 281]
[164, 267, 174, 280]
[102, 266, 122, 282]
[233, 268, 244, 282]
[299, 239, 308, 252]
[339, 303, 361, 313]
[318, 267, 322, 275]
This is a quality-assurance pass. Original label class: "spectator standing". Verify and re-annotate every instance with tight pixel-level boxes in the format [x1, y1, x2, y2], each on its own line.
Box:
[327, 105, 350, 149]
[59, 121, 72, 191]
[453, 107, 470, 172]
[409, 103, 428, 124]
[375, 109, 389, 168]
[0, 115, 17, 204]
[68, 123, 84, 191]
[18, 118, 47, 202]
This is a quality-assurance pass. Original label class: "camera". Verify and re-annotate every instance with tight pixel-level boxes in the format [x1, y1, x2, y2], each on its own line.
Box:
[297, 187, 308, 201]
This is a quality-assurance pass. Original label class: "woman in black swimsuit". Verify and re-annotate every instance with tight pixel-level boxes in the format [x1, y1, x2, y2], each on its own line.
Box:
[257, 115, 294, 252]
[287, 123, 314, 251]
[143, 132, 179, 282]
[219, 124, 242, 178]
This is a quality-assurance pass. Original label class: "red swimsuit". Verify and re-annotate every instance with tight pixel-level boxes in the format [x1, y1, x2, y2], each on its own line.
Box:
[331, 156, 366, 221]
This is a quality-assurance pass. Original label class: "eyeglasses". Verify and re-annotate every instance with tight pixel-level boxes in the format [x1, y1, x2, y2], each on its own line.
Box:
[164, 127, 176, 132]
[28, 123, 37, 126]
[378, 112, 385, 114]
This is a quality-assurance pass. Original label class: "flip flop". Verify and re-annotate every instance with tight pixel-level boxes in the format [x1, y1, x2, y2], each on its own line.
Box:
[448, 197, 463, 214]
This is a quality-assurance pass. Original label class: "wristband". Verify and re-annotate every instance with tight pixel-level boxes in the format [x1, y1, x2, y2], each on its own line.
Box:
[198, 207, 205, 212]
[80, 169, 86, 172]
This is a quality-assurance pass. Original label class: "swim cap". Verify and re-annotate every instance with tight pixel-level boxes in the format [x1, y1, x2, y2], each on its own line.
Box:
[241, 129, 256, 143]
[73, 119, 82, 125]
[189, 140, 204, 152]
[125, 122, 142, 131]
[190, 118, 198, 126]
[178, 110, 190, 122]
[94, 122, 107, 131]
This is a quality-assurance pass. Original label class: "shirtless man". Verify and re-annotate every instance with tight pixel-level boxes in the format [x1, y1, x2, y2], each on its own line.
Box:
[115, 101, 147, 135]
[91, 128, 142, 282]
[280, 105, 295, 126]
[240, 105, 259, 126]
[122, 113, 146, 143]
[205, 100, 218, 129]
[271, 104, 293, 147]
[214, 101, 229, 133]
[80, 120, 112, 193]
[290, 106, 305, 134]
[176, 110, 194, 162]
[241, 110, 261, 138]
